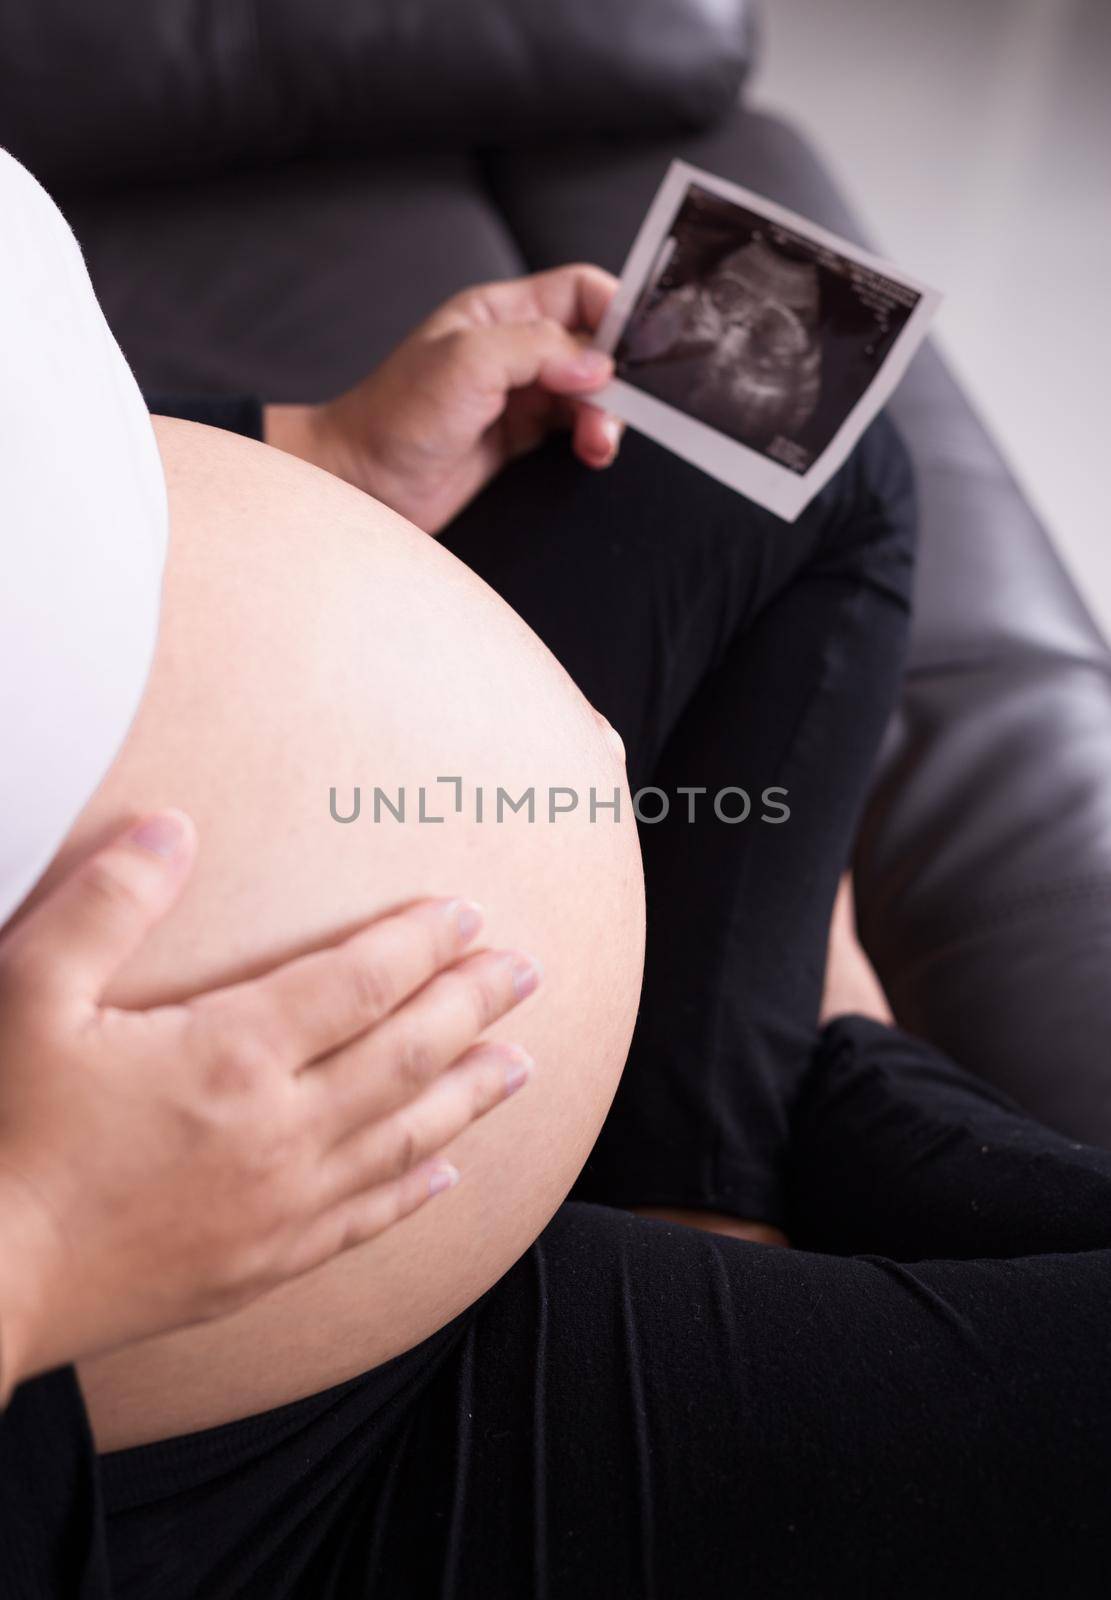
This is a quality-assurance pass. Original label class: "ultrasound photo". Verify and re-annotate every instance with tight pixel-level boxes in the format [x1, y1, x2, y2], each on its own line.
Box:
[592, 163, 941, 521]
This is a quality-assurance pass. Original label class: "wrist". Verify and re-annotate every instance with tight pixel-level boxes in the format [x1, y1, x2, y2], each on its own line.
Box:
[0, 1257, 39, 1406]
[0, 1315, 28, 1407]
[0, 1172, 61, 1400]
[264, 398, 417, 521]
[262, 402, 328, 468]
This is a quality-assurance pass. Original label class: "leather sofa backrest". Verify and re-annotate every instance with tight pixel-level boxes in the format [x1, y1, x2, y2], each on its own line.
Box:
[0, 0, 756, 189]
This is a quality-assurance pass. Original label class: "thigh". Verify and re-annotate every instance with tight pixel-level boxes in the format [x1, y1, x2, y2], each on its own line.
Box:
[370, 1225, 1111, 1597]
[47, 418, 644, 1446]
[362, 1026, 1111, 1598]
[101, 1027, 1111, 1599]
[446, 420, 917, 1224]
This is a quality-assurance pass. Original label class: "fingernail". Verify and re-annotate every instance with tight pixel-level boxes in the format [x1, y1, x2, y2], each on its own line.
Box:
[601, 417, 622, 460]
[570, 349, 612, 384]
[449, 899, 484, 942]
[509, 954, 542, 1000]
[504, 1048, 534, 1096]
[428, 1163, 460, 1198]
[129, 812, 186, 859]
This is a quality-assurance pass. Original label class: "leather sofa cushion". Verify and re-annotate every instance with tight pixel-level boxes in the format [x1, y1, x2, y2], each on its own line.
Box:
[65, 152, 526, 397]
[0, 0, 755, 189]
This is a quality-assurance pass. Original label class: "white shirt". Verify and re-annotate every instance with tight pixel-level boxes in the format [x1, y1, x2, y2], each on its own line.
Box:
[0, 150, 168, 925]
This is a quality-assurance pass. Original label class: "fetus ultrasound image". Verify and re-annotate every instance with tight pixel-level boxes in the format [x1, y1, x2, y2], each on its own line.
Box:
[614, 184, 922, 473]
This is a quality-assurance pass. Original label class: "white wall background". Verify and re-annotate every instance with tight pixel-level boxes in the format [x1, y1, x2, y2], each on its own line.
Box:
[752, 0, 1111, 640]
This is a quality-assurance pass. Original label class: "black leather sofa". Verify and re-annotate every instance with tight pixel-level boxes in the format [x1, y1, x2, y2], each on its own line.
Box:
[4, 0, 1109, 1138]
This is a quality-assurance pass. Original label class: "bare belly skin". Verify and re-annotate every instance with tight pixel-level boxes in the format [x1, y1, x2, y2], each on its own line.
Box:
[29, 420, 645, 1448]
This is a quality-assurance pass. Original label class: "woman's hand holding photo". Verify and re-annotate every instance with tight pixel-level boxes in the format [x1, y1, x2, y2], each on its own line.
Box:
[264, 265, 625, 533]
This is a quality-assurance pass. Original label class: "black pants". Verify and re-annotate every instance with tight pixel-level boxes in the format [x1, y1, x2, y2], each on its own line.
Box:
[447, 416, 917, 1226]
[10, 423, 1111, 1598]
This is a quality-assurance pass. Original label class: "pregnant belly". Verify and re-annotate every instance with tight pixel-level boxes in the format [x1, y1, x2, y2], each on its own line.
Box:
[39, 419, 645, 1446]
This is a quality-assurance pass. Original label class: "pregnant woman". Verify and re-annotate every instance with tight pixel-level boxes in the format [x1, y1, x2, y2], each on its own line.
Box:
[2, 151, 1110, 1599]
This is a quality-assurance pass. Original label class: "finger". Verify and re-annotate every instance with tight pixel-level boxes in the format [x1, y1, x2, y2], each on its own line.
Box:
[320, 1040, 534, 1205]
[294, 1156, 462, 1272]
[449, 319, 612, 402]
[198, 897, 485, 1071]
[572, 403, 624, 469]
[0, 811, 197, 1006]
[308, 946, 541, 1142]
[466, 264, 618, 335]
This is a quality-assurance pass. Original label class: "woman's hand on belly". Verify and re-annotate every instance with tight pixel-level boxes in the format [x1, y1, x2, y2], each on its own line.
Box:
[264, 264, 626, 533]
[0, 808, 540, 1399]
